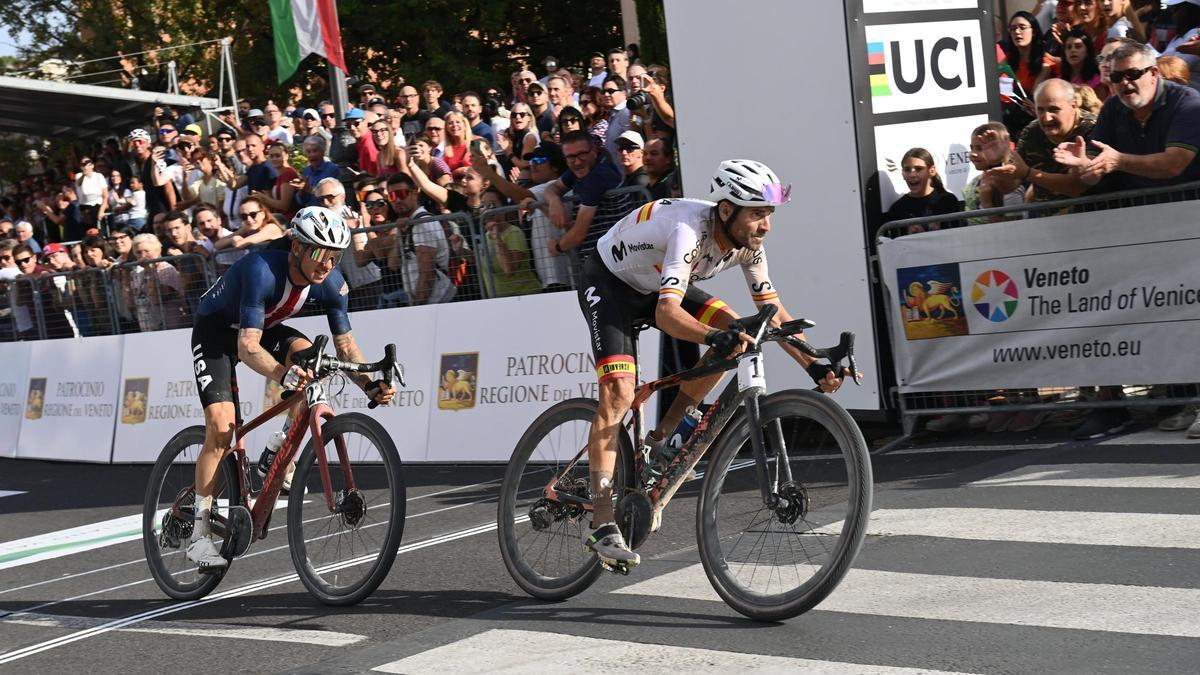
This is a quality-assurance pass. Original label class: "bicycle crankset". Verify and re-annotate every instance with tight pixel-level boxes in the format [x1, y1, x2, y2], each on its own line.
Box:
[616, 490, 653, 550]
[219, 505, 253, 559]
[772, 482, 811, 525]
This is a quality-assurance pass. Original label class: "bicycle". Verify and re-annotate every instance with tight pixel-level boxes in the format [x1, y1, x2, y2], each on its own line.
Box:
[497, 304, 873, 621]
[142, 335, 408, 606]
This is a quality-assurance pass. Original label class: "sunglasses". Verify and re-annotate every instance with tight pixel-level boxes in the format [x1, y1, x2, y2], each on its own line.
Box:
[1109, 66, 1152, 84]
[159, 128, 177, 135]
[511, 112, 531, 118]
[529, 156, 549, 166]
[388, 189, 412, 200]
[239, 210, 263, 219]
[15, 256, 33, 265]
[322, 113, 336, 118]
[317, 193, 340, 203]
[81, 159, 93, 166]
[426, 126, 444, 132]
[602, 88, 621, 94]
[364, 199, 388, 208]
[306, 246, 342, 265]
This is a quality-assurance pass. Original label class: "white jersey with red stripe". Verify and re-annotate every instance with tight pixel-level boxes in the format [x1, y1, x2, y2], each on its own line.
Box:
[595, 198, 779, 304]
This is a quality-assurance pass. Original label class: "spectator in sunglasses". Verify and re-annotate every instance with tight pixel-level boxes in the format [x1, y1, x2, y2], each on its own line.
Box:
[580, 86, 610, 144]
[214, 194, 285, 253]
[501, 102, 540, 182]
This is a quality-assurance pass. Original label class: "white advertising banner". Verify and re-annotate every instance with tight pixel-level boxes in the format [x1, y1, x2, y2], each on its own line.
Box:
[0, 342, 31, 459]
[865, 20, 989, 115]
[878, 201, 1200, 392]
[426, 292, 658, 462]
[18, 336, 121, 462]
[863, 0, 978, 11]
[874, 114, 987, 211]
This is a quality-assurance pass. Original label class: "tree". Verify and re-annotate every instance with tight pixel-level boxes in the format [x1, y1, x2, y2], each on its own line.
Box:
[0, 0, 625, 104]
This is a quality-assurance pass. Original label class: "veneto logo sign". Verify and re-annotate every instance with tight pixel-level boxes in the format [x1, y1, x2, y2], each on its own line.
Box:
[865, 20, 987, 115]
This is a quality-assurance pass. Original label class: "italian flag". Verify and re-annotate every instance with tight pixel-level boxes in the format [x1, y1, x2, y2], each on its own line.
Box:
[269, 0, 348, 83]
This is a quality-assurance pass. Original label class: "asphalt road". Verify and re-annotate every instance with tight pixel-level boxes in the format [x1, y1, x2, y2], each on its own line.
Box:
[1, 424, 1198, 674]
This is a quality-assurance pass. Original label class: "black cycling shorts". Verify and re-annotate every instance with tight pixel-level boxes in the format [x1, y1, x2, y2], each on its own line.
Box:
[576, 254, 735, 383]
[190, 316, 308, 409]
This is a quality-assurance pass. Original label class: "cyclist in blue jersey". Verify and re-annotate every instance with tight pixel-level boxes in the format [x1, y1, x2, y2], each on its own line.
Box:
[185, 206, 396, 571]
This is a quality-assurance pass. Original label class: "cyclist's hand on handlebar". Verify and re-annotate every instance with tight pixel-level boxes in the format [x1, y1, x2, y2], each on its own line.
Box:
[281, 364, 313, 391]
[365, 379, 396, 406]
[807, 363, 859, 394]
[705, 328, 754, 359]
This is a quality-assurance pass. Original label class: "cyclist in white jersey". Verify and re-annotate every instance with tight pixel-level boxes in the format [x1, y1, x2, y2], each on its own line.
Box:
[576, 159, 851, 568]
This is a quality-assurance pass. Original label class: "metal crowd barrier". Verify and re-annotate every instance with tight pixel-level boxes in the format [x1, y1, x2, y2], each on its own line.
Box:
[875, 179, 1200, 441]
[7, 185, 654, 340]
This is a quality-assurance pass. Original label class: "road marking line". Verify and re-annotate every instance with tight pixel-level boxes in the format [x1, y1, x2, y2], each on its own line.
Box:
[3, 612, 366, 647]
[860, 508, 1200, 548]
[1098, 429, 1200, 446]
[0, 490, 26, 499]
[371, 629, 979, 674]
[615, 563, 1200, 638]
[0, 520, 499, 666]
[971, 464, 1200, 489]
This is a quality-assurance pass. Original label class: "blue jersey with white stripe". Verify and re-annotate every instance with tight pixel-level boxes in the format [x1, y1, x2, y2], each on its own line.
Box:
[196, 249, 352, 335]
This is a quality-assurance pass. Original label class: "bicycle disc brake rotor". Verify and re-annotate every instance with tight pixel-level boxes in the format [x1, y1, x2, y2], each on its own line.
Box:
[337, 489, 367, 528]
[219, 505, 253, 558]
[773, 481, 810, 525]
[616, 490, 653, 550]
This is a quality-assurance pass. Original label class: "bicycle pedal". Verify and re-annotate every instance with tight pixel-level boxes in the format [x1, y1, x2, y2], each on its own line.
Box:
[599, 560, 631, 576]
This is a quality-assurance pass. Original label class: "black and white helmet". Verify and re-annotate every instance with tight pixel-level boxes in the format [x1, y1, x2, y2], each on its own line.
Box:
[709, 159, 791, 207]
[290, 206, 350, 250]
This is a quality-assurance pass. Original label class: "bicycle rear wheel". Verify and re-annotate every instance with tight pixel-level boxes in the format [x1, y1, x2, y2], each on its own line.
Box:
[697, 389, 872, 621]
[287, 412, 405, 606]
[497, 398, 634, 600]
[142, 425, 241, 600]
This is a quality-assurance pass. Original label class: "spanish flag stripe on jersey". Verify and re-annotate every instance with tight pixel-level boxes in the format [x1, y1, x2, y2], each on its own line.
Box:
[696, 298, 732, 326]
[635, 202, 656, 223]
[596, 355, 636, 382]
[752, 291, 780, 302]
[658, 287, 685, 299]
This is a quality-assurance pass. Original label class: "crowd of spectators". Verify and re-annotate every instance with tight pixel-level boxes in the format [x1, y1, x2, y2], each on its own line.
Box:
[0, 46, 681, 344]
[884, 0, 1200, 440]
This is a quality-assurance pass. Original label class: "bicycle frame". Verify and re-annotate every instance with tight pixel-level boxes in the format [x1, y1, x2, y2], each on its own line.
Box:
[212, 371, 353, 542]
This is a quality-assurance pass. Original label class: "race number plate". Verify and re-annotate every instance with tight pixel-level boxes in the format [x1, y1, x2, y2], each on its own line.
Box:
[737, 353, 766, 392]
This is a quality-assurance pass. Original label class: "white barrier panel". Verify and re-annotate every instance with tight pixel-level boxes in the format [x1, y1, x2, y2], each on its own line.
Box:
[0, 342, 32, 459]
[18, 336, 121, 462]
[425, 293, 658, 462]
[878, 201, 1200, 392]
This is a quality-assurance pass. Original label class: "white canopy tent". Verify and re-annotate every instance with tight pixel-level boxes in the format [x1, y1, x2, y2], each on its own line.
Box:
[0, 75, 219, 140]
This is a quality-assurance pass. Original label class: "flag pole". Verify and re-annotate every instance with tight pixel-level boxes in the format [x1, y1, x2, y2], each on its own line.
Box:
[328, 60, 349, 120]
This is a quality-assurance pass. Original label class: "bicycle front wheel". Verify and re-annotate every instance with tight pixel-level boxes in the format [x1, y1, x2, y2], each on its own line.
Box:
[497, 398, 634, 600]
[697, 389, 872, 621]
[287, 412, 406, 606]
[142, 425, 240, 600]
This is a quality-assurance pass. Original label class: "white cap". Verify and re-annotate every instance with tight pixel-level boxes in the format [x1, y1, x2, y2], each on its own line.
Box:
[616, 130, 644, 149]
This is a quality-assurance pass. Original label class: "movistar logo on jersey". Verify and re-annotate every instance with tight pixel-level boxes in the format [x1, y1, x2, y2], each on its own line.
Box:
[585, 287, 601, 307]
[611, 241, 655, 262]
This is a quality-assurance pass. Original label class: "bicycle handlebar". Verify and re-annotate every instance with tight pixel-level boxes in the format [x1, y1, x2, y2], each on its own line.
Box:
[725, 305, 862, 388]
[291, 336, 408, 409]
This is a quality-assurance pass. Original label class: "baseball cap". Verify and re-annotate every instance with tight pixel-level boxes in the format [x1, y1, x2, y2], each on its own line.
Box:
[368, 96, 386, 107]
[300, 108, 320, 121]
[615, 130, 644, 149]
[246, 108, 265, 118]
[343, 108, 366, 120]
[525, 142, 564, 165]
[358, 83, 377, 94]
[213, 127, 236, 139]
[127, 128, 151, 143]
[543, 55, 558, 67]
[42, 243, 66, 258]
[526, 81, 546, 93]
[182, 123, 203, 136]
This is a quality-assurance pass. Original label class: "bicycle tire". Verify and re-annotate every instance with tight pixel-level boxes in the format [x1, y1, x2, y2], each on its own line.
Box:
[696, 389, 872, 621]
[142, 425, 241, 600]
[287, 412, 406, 606]
[497, 398, 634, 600]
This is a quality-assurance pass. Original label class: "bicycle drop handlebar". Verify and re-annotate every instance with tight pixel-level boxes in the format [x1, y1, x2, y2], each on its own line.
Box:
[290, 335, 408, 409]
[708, 304, 861, 387]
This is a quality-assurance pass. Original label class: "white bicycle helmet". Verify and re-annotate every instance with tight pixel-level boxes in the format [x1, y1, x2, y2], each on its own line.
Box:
[709, 159, 791, 207]
[290, 206, 350, 250]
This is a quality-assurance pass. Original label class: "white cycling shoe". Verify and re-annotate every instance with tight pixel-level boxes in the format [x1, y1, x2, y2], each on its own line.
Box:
[583, 523, 641, 569]
[186, 536, 228, 571]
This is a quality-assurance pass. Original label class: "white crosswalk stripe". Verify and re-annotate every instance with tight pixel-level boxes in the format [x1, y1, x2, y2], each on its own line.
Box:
[368, 455, 1200, 673]
[371, 629, 980, 674]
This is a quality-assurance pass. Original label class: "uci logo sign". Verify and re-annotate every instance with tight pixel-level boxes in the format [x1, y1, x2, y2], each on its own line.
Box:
[865, 20, 988, 115]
